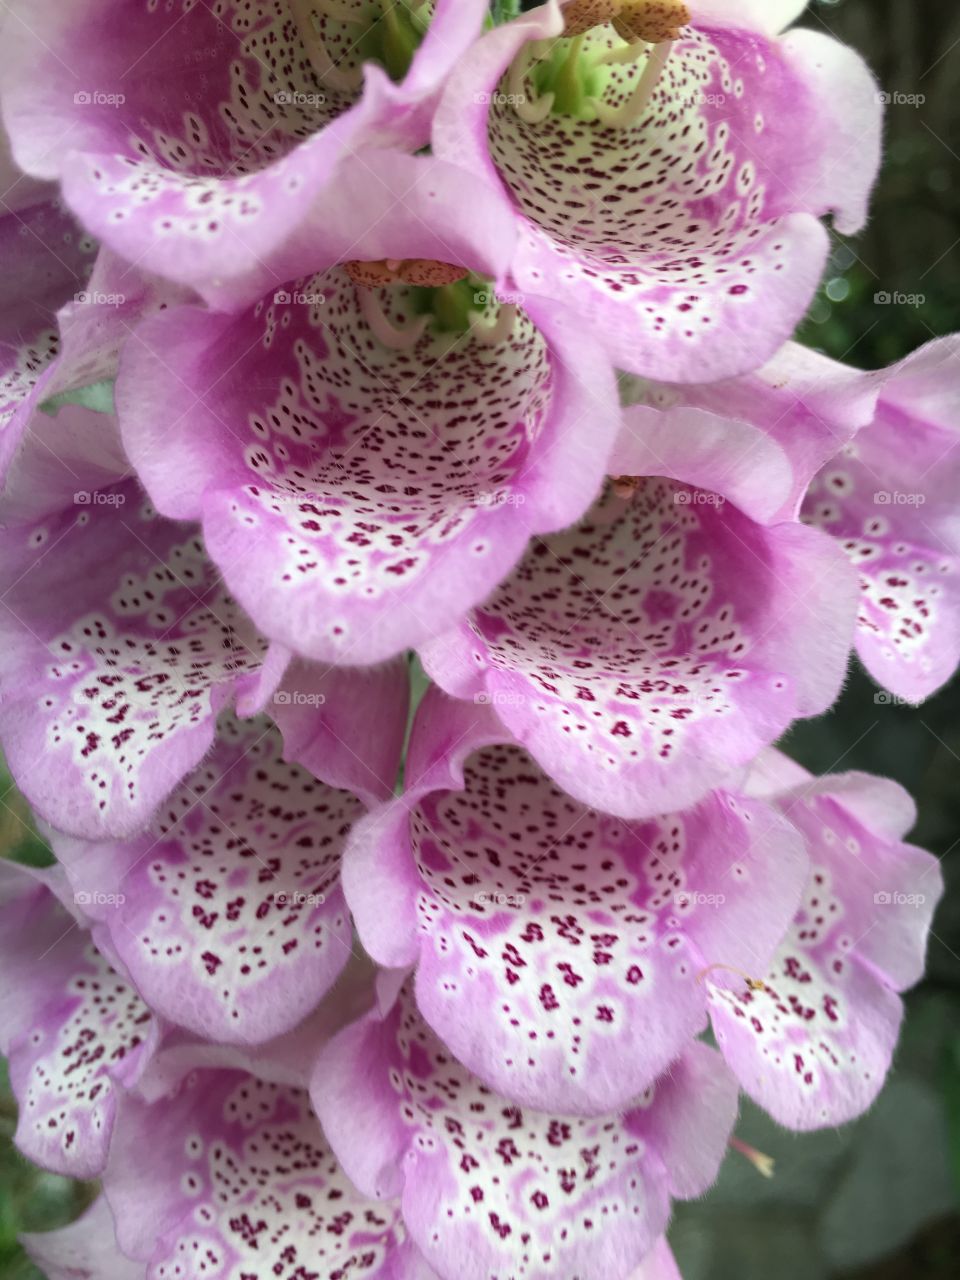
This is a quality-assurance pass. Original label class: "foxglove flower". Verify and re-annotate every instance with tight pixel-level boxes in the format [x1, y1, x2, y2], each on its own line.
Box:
[705, 749, 942, 1129]
[342, 686, 807, 1112]
[52, 694, 406, 1045]
[313, 974, 737, 1280]
[433, 0, 881, 380]
[802, 335, 960, 703]
[0, 477, 287, 837]
[0, 861, 160, 1178]
[117, 153, 620, 666]
[421, 409, 858, 819]
[1, 0, 489, 301]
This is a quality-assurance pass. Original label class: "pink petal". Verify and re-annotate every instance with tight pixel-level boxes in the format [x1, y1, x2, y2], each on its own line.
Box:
[709, 756, 943, 1129]
[313, 977, 738, 1280]
[0, 861, 159, 1178]
[344, 687, 807, 1112]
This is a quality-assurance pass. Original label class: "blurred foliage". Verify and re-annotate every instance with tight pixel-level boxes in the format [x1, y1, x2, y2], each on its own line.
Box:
[3, 0, 960, 1275]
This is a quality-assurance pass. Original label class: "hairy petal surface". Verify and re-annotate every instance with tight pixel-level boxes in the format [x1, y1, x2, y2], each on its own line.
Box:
[0, 862, 159, 1178]
[2, 0, 488, 300]
[345, 688, 807, 1111]
[421, 468, 858, 820]
[707, 752, 943, 1129]
[803, 336, 960, 702]
[54, 697, 405, 1045]
[617, 340, 879, 523]
[0, 480, 282, 838]
[314, 978, 737, 1280]
[104, 1067, 436, 1280]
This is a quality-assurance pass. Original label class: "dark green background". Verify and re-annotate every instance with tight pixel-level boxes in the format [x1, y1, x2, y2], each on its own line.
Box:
[2, 0, 959, 1275]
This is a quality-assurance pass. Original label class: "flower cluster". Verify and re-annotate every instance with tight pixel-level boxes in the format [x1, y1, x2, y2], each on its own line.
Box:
[0, 2, 952, 1278]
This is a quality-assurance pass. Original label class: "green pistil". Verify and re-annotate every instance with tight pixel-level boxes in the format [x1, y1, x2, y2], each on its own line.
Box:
[356, 1, 426, 83]
[532, 36, 609, 121]
[410, 277, 485, 335]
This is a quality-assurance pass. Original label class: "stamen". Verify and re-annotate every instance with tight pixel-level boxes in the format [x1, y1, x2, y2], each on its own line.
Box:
[697, 962, 768, 993]
[345, 259, 469, 288]
[397, 260, 470, 287]
[611, 475, 642, 500]
[469, 303, 518, 346]
[614, 0, 690, 43]
[357, 288, 430, 350]
[344, 259, 401, 288]
[729, 1137, 776, 1179]
[590, 37, 673, 127]
[507, 41, 555, 125]
[596, 39, 650, 68]
[289, 0, 364, 93]
[562, 0, 621, 37]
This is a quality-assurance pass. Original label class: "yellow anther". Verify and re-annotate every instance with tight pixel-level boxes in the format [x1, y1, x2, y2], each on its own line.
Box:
[343, 259, 469, 288]
[562, 0, 621, 37]
[697, 962, 768, 993]
[614, 0, 691, 43]
[561, 0, 689, 42]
